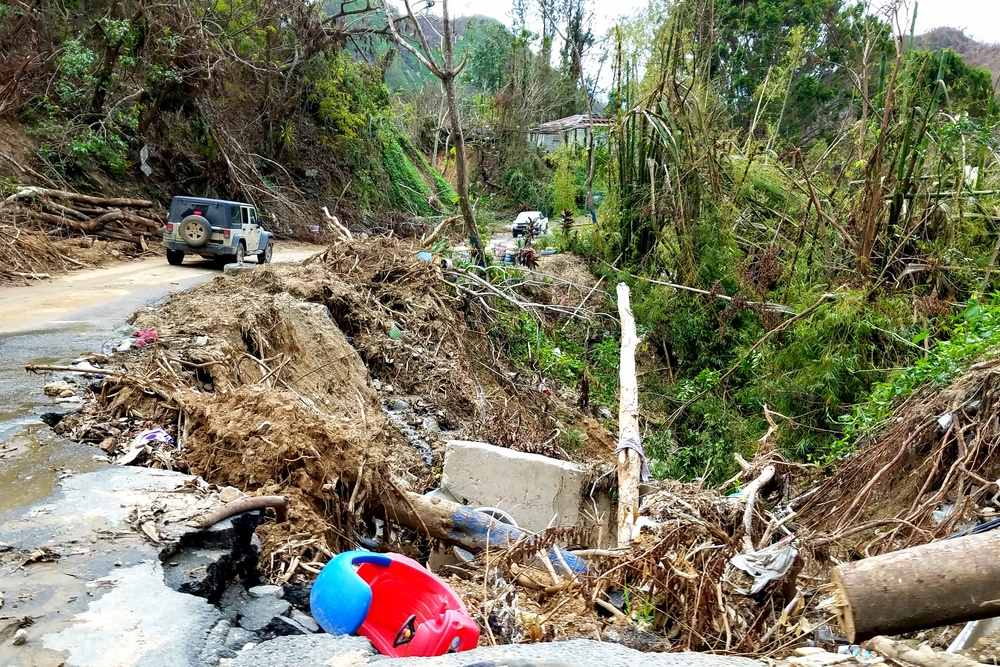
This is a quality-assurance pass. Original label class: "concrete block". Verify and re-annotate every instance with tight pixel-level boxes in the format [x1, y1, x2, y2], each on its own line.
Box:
[441, 440, 594, 533]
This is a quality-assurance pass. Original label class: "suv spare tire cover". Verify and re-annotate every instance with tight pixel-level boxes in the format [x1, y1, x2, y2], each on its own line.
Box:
[179, 215, 211, 247]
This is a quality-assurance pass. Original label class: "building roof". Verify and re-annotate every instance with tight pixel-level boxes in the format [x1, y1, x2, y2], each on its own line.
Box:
[528, 114, 614, 135]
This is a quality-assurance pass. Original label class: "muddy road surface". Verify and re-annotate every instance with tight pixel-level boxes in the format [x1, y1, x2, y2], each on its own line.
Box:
[0, 243, 322, 336]
[0, 244, 322, 514]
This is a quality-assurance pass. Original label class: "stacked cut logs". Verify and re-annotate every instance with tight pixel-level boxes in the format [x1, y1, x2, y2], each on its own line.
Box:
[2, 187, 164, 247]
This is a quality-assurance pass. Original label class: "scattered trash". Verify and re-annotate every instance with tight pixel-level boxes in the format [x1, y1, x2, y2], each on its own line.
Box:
[728, 534, 799, 595]
[837, 644, 876, 657]
[12, 628, 27, 646]
[615, 427, 651, 482]
[132, 329, 159, 346]
[117, 428, 174, 466]
[310, 550, 479, 657]
[932, 503, 954, 524]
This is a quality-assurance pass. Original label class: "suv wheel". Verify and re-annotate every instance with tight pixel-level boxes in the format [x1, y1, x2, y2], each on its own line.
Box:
[166, 249, 184, 266]
[235, 242, 246, 265]
[258, 241, 273, 264]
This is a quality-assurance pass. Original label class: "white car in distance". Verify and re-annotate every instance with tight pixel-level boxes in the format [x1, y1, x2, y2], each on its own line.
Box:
[511, 211, 548, 238]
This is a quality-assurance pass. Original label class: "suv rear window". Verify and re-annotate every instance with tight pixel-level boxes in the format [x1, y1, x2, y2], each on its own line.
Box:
[169, 199, 232, 228]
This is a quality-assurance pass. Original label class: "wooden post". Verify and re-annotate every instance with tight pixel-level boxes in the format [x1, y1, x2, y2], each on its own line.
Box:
[831, 529, 1000, 642]
[616, 283, 642, 546]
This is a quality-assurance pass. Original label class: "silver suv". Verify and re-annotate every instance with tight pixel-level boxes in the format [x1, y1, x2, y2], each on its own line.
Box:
[163, 196, 274, 266]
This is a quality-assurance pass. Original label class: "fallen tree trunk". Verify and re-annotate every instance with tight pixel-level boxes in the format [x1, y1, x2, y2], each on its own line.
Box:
[380, 489, 587, 575]
[616, 282, 643, 546]
[3, 187, 154, 209]
[741, 464, 776, 552]
[831, 529, 1000, 642]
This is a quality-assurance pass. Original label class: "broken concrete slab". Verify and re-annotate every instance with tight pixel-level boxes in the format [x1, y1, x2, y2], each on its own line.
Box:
[442, 440, 611, 538]
[237, 596, 293, 633]
[0, 466, 264, 666]
[291, 609, 320, 633]
[227, 636, 763, 666]
[249, 584, 284, 599]
[42, 560, 224, 667]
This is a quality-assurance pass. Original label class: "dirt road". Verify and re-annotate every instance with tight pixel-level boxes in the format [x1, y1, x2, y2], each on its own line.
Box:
[0, 243, 322, 336]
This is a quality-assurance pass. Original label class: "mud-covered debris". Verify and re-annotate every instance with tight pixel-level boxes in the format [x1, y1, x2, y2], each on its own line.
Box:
[43, 380, 74, 396]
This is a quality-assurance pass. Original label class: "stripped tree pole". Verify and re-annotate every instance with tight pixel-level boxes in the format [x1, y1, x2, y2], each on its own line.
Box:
[616, 282, 642, 546]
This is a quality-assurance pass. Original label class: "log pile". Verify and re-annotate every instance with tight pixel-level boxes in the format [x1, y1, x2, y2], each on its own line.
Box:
[2, 187, 164, 247]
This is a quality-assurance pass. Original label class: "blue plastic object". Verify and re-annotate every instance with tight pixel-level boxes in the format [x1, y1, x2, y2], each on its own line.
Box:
[310, 551, 392, 635]
[447, 505, 588, 576]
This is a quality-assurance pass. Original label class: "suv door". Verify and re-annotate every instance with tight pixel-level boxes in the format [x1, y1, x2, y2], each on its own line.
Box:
[241, 206, 261, 252]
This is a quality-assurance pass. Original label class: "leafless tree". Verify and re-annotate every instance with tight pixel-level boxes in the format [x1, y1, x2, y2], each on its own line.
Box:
[382, 0, 486, 263]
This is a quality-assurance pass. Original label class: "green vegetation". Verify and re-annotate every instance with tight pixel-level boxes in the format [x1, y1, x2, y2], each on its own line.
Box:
[835, 299, 1000, 460]
[5, 0, 451, 223]
[582, 0, 1000, 484]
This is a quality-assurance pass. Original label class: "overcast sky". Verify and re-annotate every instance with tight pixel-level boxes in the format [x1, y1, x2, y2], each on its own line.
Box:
[444, 0, 1000, 45]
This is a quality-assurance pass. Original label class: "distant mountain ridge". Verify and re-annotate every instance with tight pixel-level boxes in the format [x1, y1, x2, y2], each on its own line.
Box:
[914, 27, 1000, 82]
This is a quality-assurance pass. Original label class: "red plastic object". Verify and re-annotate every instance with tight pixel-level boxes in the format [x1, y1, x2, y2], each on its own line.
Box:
[355, 553, 480, 657]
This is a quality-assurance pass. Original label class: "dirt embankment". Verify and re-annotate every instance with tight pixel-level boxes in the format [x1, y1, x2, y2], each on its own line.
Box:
[55, 239, 613, 582]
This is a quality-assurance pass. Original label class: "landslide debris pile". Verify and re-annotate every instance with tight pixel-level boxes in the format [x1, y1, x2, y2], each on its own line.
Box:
[795, 358, 1000, 557]
[56, 238, 606, 581]
[48, 238, 1000, 659]
[443, 467, 820, 655]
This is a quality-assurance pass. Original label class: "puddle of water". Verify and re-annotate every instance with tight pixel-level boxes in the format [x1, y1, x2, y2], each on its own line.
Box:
[0, 424, 104, 514]
[0, 324, 123, 514]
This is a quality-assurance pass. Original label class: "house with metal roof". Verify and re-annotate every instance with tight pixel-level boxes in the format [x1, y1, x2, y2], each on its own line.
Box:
[527, 114, 613, 153]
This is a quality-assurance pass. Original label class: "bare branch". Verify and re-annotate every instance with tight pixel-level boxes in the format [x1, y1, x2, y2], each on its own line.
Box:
[381, 0, 444, 78]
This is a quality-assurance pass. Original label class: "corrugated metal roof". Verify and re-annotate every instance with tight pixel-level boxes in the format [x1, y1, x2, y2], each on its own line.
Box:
[528, 114, 614, 135]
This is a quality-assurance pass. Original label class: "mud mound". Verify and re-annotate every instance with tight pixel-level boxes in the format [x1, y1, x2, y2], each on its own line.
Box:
[85, 280, 430, 578]
[132, 286, 378, 414]
[179, 385, 397, 579]
[274, 240, 481, 420]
